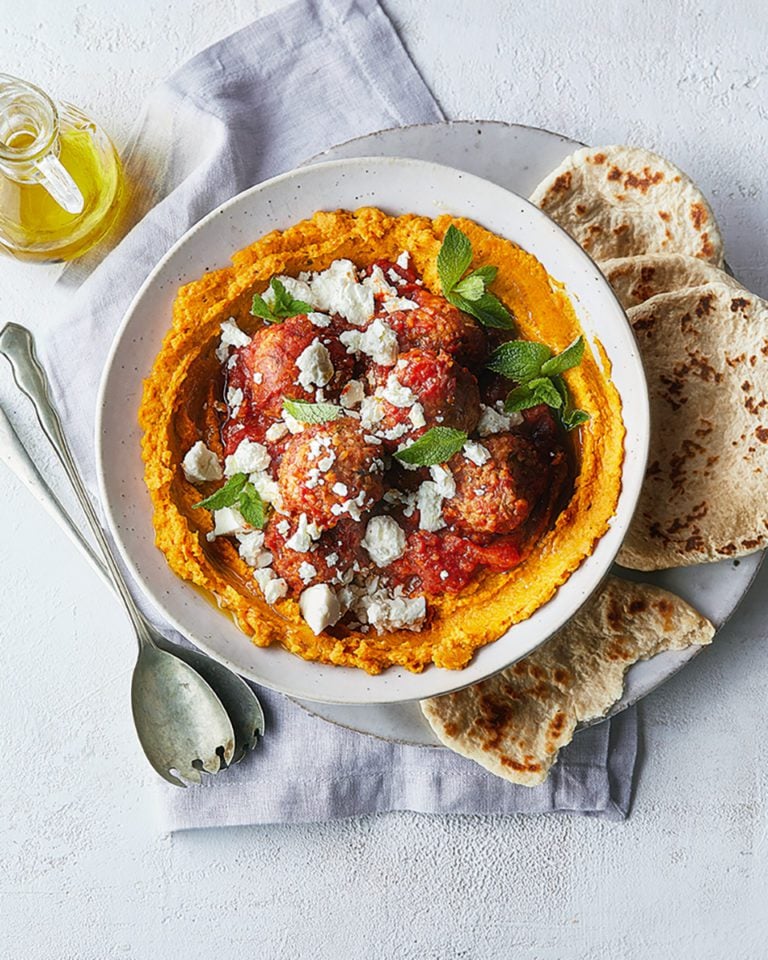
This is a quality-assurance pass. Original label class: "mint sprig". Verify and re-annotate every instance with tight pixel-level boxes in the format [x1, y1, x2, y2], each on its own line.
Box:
[194, 472, 268, 529]
[394, 426, 468, 466]
[250, 278, 312, 324]
[437, 225, 514, 330]
[487, 336, 590, 430]
[283, 398, 342, 424]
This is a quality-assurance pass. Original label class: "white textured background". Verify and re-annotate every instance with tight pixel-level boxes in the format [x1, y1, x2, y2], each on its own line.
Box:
[2, 1, 768, 957]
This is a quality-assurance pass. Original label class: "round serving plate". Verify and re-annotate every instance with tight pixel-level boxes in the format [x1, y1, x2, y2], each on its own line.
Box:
[294, 120, 763, 745]
[97, 148, 648, 705]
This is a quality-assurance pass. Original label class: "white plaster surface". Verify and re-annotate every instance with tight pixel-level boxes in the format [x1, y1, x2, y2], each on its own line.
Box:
[1, 1, 768, 956]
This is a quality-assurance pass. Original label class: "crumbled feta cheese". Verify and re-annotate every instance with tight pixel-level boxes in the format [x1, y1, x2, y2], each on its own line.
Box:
[253, 372, 263, 385]
[340, 317, 399, 366]
[276, 519, 290, 536]
[408, 403, 426, 428]
[216, 318, 251, 362]
[357, 585, 426, 634]
[266, 420, 290, 442]
[263, 275, 313, 307]
[226, 386, 244, 415]
[396, 251, 410, 270]
[298, 561, 318, 584]
[285, 513, 322, 552]
[416, 481, 446, 532]
[182, 441, 223, 484]
[310, 259, 374, 326]
[326, 552, 339, 567]
[296, 338, 334, 391]
[299, 583, 342, 635]
[236, 531, 273, 569]
[362, 264, 398, 298]
[317, 452, 336, 472]
[440, 570, 449, 581]
[340, 379, 365, 409]
[429, 464, 456, 499]
[381, 296, 418, 314]
[249, 469, 281, 507]
[308, 312, 331, 327]
[381, 422, 409, 441]
[477, 403, 522, 436]
[283, 410, 304, 434]
[253, 568, 288, 605]
[361, 516, 406, 567]
[360, 395, 385, 430]
[224, 438, 271, 477]
[381, 373, 417, 408]
[463, 440, 491, 466]
[332, 482, 349, 497]
[208, 506, 249, 539]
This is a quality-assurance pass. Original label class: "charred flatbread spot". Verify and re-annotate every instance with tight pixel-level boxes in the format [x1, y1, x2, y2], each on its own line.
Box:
[607, 165, 622, 181]
[699, 232, 714, 260]
[613, 223, 630, 237]
[658, 210, 671, 221]
[624, 168, 665, 192]
[575, 203, 587, 215]
[690, 202, 708, 230]
[694, 294, 713, 317]
[731, 297, 749, 312]
[718, 543, 737, 555]
[590, 152, 607, 164]
[627, 598, 647, 614]
[755, 426, 768, 443]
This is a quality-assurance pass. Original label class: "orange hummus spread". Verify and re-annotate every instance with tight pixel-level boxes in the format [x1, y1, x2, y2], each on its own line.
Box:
[139, 208, 625, 674]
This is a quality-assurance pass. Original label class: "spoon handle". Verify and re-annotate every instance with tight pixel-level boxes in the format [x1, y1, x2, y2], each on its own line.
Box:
[0, 403, 111, 589]
[0, 322, 153, 647]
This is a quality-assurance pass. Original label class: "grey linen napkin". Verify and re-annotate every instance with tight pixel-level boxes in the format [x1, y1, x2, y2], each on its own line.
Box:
[37, 0, 638, 827]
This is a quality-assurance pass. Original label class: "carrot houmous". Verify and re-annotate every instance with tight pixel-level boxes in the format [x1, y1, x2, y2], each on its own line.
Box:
[139, 208, 624, 674]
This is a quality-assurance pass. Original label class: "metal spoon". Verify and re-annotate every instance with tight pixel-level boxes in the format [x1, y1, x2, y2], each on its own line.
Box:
[0, 322, 264, 785]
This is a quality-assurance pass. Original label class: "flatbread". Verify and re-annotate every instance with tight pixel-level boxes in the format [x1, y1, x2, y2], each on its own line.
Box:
[420, 577, 713, 786]
[529, 145, 724, 266]
[617, 281, 768, 570]
[600, 254, 739, 310]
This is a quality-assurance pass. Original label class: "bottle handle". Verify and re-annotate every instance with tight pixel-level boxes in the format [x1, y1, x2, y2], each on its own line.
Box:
[33, 152, 84, 215]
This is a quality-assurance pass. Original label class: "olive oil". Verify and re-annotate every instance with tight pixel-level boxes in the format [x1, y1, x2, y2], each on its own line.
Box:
[0, 75, 124, 262]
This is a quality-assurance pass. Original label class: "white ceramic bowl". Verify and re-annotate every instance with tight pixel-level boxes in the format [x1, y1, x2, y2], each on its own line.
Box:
[96, 156, 649, 704]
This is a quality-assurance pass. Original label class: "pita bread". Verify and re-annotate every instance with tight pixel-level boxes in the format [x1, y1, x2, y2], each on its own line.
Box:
[530, 145, 723, 266]
[421, 577, 713, 786]
[600, 254, 739, 310]
[617, 281, 768, 570]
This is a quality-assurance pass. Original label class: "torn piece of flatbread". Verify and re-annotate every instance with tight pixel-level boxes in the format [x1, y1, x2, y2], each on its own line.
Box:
[617, 281, 768, 570]
[421, 577, 714, 787]
[600, 254, 739, 310]
[530, 145, 723, 266]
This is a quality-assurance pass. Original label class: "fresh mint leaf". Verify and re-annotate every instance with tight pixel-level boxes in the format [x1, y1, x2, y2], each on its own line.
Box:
[528, 377, 563, 409]
[503, 384, 542, 413]
[194, 473, 248, 510]
[562, 408, 591, 430]
[437, 225, 473, 295]
[449, 290, 514, 330]
[469, 265, 498, 285]
[283, 398, 343, 424]
[394, 426, 468, 466]
[540, 336, 585, 377]
[250, 277, 312, 323]
[452, 274, 485, 301]
[238, 483, 268, 529]
[487, 340, 552, 381]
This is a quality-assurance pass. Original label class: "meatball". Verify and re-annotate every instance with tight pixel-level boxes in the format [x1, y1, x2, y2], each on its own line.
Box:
[277, 419, 385, 530]
[384, 287, 488, 367]
[368, 349, 481, 451]
[238, 315, 355, 418]
[443, 433, 551, 536]
[264, 517, 365, 594]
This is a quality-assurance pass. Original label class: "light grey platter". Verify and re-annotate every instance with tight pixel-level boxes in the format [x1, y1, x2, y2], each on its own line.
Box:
[293, 120, 762, 747]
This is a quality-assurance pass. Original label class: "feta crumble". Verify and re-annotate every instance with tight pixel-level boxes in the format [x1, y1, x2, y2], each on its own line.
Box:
[299, 583, 342, 635]
[182, 441, 223, 484]
[361, 516, 406, 568]
[224, 439, 271, 477]
[265, 421, 290, 442]
[285, 513, 322, 552]
[236, 531, 273, 569]
[310, 259, 374, 326]
[208, 506, 249, 540]
[463, 441, 491, 466]
[296, 338, 334, 391]
[215, 318, 251, 362]
[477, 403, 522, 436]
[226, 386, 244, 416]
[340, 317, 399, 366]
[253, 568, 288, 605]
[381, 373, 417, 408]
[340, 379, 365, 409]
[298, 561, 318, 584]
